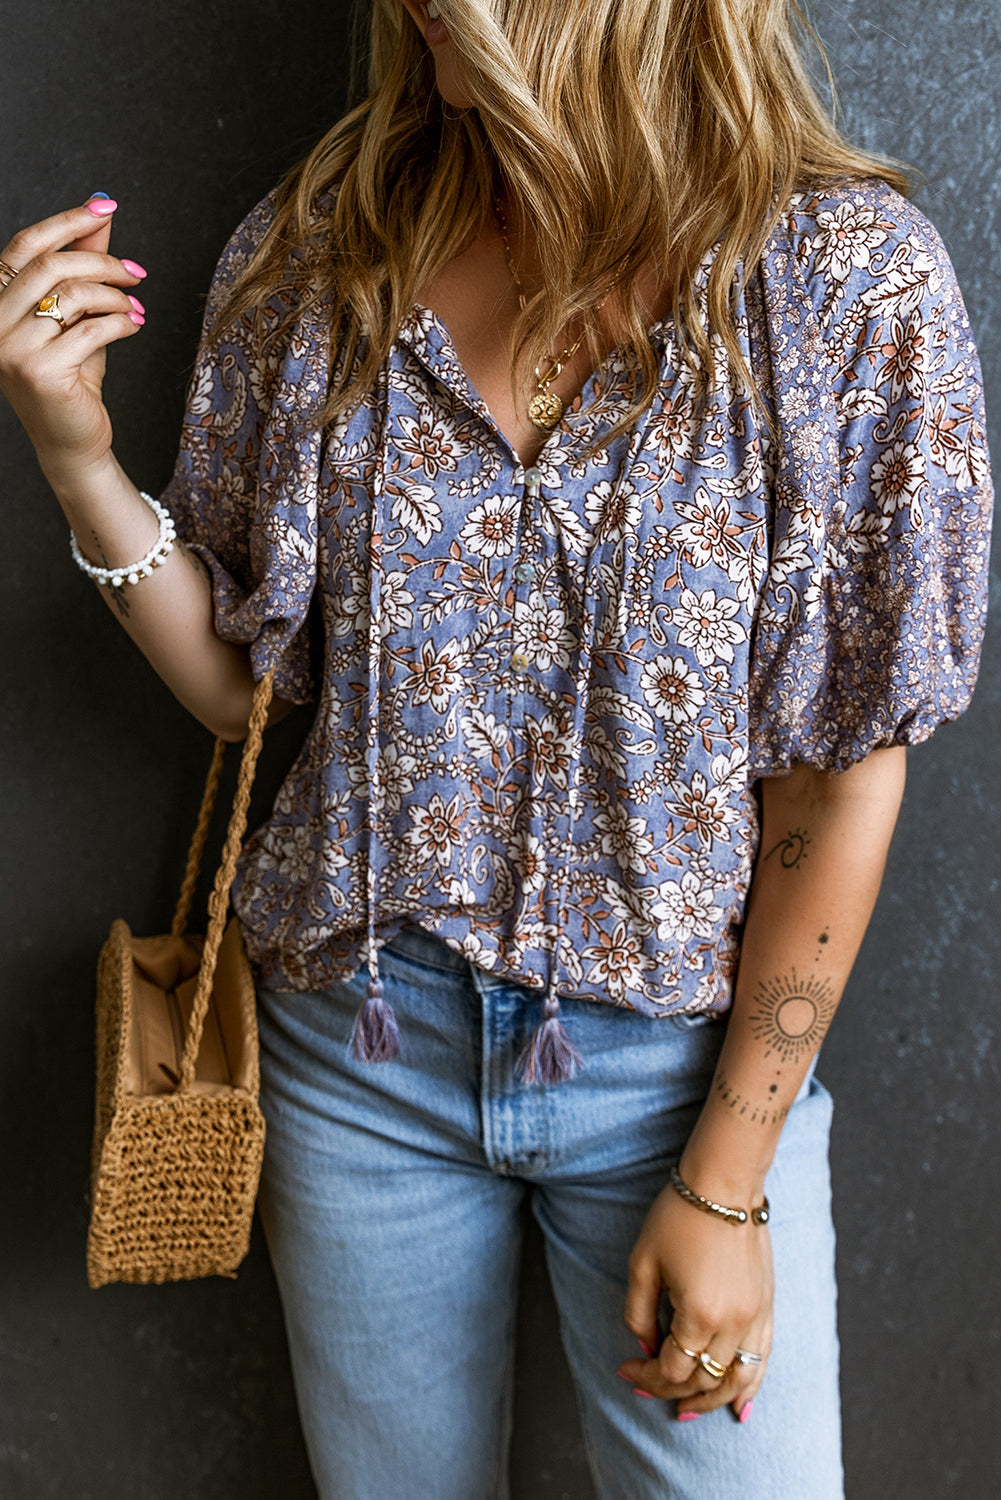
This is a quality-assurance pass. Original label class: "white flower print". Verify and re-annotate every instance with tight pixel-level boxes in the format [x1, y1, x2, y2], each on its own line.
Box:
[666, 771, 741, 851]
[459, 493, 520, 557]
[583, 478, 641, 541]
[878, 309, 928, 405]
[380, 569, 415, 637]
[376, 743, 418, 815]
[525, 711, 573, 791]
[407, 792, 466, 867]
[513, 592, 577, 672]
[409, 636, 467, 714]
[652, 871, 724, 943]
[511, 832, 548, 892]
[640, 655, 707, 725]
[672, 588, 746, 667]
[582, 922, 652, 1001]
[870, 441, 926, 517]
[593, 806, 655, 874]
[672, 489, 738, 572]
[814, 201, 887, 281]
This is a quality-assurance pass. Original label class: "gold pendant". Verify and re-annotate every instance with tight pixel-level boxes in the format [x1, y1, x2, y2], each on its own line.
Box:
[528, 390, 564, 431]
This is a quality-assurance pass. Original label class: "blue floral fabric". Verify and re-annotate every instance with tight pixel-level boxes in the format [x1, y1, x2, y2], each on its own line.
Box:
[160, 177, 993, 1015]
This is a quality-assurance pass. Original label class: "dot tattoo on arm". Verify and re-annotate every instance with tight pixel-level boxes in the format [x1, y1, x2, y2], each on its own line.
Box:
[762, 827, 811, 869]
[713, 1069, 791, 1126]
[748, 969, 837, 1065]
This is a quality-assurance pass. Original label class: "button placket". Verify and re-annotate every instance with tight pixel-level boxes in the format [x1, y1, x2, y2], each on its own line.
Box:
[508, 465, 546, 680]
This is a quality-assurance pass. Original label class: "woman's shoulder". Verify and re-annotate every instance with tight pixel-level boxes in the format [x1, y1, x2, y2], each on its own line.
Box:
[755, 174, 974, 366]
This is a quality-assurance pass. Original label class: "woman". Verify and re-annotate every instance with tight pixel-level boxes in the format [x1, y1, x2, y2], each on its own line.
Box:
[0, 1, 992, 1496]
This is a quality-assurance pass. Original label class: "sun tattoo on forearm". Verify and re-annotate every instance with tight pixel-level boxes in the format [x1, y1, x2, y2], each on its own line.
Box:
[748, 969, 837, 1064]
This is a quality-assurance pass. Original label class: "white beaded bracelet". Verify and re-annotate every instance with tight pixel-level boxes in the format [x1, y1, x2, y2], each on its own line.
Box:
[70, 489, 177, 588]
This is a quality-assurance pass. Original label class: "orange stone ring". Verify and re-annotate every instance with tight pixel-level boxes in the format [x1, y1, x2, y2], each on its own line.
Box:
[35, 292, 67, 328]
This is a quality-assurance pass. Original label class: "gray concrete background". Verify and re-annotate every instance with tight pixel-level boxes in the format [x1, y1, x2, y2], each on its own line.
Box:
[0, 2, 997, 1495]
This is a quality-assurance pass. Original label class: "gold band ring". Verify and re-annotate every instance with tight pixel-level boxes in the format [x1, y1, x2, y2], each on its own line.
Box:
[34, 292, 66, 327]
[0, 256, 19, 287]
[697, 1351, 729, 1381]
[667, 1330, 700, 1362]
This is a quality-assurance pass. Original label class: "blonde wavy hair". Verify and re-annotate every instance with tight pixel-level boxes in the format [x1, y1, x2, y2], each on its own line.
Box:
[207, 0, 910, 456]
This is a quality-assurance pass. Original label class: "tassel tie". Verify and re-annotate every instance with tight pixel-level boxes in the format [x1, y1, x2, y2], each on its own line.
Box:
[350, 367, 402, 1064]
[514, 460, 635, 1086]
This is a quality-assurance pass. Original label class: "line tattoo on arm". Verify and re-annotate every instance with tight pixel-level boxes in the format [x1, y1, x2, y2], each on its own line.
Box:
[91, 529, 130, 618]
[713, 1070, 791, 1126]
[762, 826, 811, 869]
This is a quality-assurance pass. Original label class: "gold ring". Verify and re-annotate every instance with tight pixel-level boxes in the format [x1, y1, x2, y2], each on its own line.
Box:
[667, 1330, 700, 1362]
[697, 1351, 729, 1380]
[0, 256, 20, 288]
[35, 292, 66, 327]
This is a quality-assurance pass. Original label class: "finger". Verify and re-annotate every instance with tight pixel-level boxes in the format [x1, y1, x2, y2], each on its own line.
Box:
[618, 1318, 719, 1397]
[67, 195, 117, 257]
[727, 1326, 771, 1418]
[0, 249, 146, 321]
[1, 197, 119, 275]
[29, 308, 145, 371]
[13, 279, 143, 345]
[622, 1254, 664, 1357]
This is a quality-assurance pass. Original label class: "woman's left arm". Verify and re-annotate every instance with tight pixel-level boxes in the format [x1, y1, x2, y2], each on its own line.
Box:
[618, 744, 907, 1416]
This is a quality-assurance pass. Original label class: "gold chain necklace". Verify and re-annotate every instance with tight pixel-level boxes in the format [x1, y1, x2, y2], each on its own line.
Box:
[493, 194, 610, 433]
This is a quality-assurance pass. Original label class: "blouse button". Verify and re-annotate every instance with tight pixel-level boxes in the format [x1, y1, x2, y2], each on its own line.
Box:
[514, 561, 536, 583]
[510, 650, 531, 673]
[524, 466, 544, 489]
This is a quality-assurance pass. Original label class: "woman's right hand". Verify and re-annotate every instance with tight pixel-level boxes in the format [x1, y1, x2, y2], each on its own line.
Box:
[0, 196, 147, 489]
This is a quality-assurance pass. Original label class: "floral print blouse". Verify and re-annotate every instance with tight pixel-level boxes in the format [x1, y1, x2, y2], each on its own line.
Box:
[161, 175, 993, 1063]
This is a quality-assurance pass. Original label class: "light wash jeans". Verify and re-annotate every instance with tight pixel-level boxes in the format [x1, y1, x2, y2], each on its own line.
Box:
[255, 922, 843, 1500]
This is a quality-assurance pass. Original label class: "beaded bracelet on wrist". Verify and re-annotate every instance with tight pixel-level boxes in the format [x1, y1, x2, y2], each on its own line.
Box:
[70, 489, 176, 588]
[669, 1164, 770, 1226]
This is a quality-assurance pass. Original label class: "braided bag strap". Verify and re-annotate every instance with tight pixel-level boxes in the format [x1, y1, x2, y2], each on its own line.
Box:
[171, 739, 227, 939]
[177, 668, 276, 1092]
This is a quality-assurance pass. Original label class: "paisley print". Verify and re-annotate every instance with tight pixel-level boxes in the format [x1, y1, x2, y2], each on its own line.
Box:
[159, 177, 993, 1019]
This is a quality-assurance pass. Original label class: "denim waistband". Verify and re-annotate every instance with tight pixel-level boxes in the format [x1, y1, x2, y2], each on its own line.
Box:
[382, 921, 476, 977]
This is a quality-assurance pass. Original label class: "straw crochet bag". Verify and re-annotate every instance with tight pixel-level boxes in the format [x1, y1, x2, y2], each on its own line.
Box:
[86, 668, 275, 1288]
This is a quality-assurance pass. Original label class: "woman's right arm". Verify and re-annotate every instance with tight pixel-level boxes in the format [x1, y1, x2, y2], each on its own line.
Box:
[0, 197, 293, 742]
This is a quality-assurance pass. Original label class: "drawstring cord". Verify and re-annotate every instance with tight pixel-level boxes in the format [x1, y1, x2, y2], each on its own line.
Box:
[514, 470, 602, 1085]
[350, 365, 402, 1062]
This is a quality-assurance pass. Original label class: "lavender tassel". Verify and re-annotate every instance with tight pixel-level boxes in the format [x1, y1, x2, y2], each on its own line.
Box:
[515, 994, 584, 1085]
[350, 976, 402, 1062]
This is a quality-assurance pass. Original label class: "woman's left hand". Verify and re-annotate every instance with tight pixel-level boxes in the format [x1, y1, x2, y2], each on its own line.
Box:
[617, 1178, 774, 1419]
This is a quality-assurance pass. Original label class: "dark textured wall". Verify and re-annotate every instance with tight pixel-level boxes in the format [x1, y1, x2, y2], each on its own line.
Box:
[1, 2, 997, 1496]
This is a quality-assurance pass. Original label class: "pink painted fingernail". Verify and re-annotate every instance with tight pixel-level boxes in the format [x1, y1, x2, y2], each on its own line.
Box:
[677, 1410, 701, 1422]
[126, 295, 145, 314]
[615, 1370, 631, 1382]
[128, 312, 145, 326]
[120, 259, 147, 278]
[637, 1338, 655, 1358]
[631, 1387, 656, 1399]
[86, 197, 117, 216]
[739, 1400, 754, 1423]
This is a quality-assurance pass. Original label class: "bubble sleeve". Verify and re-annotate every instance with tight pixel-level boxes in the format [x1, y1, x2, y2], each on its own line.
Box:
[157, 188, 327, 706]
[748, 181, 994, 777]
